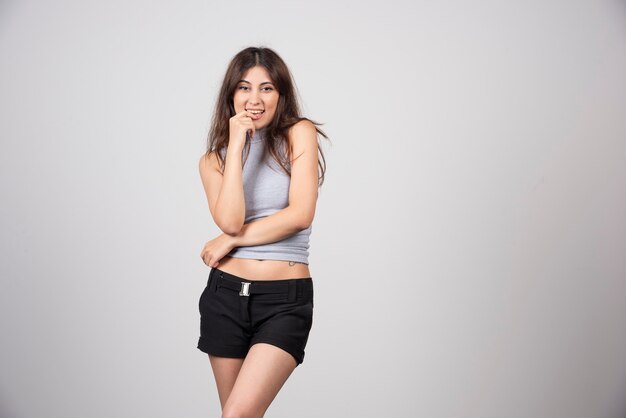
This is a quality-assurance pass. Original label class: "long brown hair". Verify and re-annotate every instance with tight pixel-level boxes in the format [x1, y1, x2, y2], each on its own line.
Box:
[204, 46, 329, 187]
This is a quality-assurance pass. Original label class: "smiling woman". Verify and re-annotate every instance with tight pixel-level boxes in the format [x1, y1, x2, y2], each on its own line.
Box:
[235, 69, 278, 123]
[233, 76, 278, 120]
[196, 46, 330, 417]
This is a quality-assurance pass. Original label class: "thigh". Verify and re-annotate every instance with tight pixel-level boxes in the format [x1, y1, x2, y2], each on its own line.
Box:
[222, 343, 298, 418]
[208, 355, 245, 409]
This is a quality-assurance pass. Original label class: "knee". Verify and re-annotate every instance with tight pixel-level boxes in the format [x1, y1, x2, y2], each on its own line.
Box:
[222, 405, 261, 418]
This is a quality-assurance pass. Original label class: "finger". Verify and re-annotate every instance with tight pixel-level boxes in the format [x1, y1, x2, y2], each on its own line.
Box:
[235, 112, 255, 140]
[243, 125, 254, 141]
[207, 257, 215, 268]
[243, 111, 255, 137]
[238, 109, 254, 119]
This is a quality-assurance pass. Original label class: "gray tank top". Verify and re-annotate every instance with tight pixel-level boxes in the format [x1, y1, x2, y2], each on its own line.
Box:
[219, 127, 312, 265]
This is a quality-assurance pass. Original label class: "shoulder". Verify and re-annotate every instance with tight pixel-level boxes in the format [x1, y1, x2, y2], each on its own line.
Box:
[287, 120, 318, 154]
[288, 119, 317, 138]
[198, 151, 222, 176]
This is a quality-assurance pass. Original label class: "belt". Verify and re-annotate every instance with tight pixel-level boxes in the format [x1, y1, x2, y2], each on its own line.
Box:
[215, 269, 312, 297]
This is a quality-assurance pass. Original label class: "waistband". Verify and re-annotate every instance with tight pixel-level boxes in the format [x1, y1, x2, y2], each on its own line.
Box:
[212, 268, 313, 297]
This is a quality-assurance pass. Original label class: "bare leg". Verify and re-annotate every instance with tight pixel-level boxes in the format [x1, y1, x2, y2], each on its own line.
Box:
[221, 343, 298, 418]
[208, 355, 245, 409]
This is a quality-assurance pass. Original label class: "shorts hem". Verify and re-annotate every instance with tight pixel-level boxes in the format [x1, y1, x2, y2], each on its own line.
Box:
[250, 336, 305, 366]
[197, 337, 249, 359]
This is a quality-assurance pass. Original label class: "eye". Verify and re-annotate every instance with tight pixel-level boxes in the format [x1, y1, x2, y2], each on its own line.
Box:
[238, 85, 249, 91]
[263, 87, 274, 92]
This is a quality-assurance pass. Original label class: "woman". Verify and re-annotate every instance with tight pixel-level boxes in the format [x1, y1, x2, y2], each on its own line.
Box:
[197, 46, 328, 417]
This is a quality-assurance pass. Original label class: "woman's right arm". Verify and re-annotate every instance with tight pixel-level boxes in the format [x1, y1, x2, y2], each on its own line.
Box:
[199, 145, 245, 235]
[199, 110, 256, 235]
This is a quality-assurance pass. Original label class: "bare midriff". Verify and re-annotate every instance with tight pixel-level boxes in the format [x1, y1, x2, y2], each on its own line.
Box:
[216, 255, 311, 281]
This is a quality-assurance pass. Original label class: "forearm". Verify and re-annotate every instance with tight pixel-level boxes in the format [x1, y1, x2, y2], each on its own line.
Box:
[216, 145, 246, 233]
[230, 206, 305, 247]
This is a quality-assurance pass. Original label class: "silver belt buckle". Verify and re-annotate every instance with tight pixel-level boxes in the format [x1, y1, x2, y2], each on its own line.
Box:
[239, 281, 251, 296]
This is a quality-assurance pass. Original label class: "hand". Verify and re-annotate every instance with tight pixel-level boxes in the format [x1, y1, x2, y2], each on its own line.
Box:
[229, 110, 257, 149]
[200, 233, 237, 268]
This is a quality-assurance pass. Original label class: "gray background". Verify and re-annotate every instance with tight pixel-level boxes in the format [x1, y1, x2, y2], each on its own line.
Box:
[1, 0, 625, 417]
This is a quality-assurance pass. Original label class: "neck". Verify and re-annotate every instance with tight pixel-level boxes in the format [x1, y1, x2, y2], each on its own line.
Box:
[251, 126, 267, 141]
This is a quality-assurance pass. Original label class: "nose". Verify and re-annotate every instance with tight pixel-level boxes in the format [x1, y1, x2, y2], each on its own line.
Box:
[247, 89, 261, 104]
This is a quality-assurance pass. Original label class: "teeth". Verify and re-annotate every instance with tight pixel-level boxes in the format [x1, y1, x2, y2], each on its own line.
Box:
[247, 109, 264, 114]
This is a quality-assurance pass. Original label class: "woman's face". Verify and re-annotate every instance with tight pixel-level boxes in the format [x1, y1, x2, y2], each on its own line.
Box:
[232, 65, 279, 129]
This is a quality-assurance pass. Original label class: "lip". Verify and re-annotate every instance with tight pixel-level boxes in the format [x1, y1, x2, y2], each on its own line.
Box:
[248, 110, 265, 120]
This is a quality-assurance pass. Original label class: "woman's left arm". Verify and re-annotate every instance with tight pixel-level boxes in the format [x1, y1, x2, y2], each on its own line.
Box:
[229, 120, 319, 247]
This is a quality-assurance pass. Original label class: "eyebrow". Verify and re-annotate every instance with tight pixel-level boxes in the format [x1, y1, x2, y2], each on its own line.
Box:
[238, 79, 274, 86]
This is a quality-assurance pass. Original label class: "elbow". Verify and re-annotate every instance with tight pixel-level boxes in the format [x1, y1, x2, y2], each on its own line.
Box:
[213, 202, 245, 235]
[296, 217, 313, 231]
[216, 216, 244, 236]
[291, 206, 314, 230]
[221, 224, 242, 236]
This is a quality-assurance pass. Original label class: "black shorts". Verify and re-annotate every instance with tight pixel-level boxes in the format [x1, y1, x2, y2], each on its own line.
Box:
[197, 267, 314, 366]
